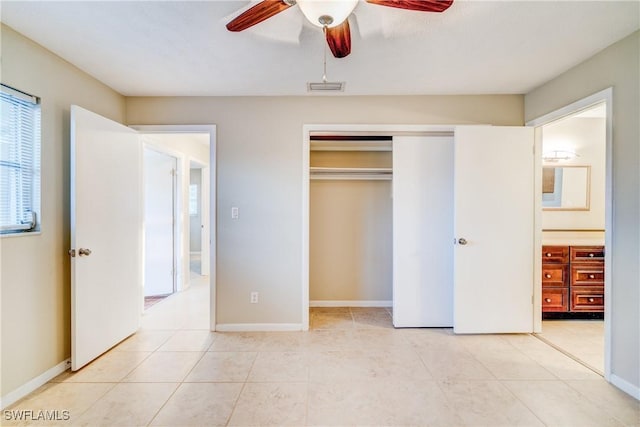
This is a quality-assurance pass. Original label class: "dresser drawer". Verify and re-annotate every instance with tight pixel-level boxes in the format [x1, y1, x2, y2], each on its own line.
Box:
[571, 264, 604, 286]
[542, 264, 568, 287]
[570, 287, 604, 312]
[542, 288, 568, 312]
[570, 246, 605, 263]
[542, 245, 569, 263]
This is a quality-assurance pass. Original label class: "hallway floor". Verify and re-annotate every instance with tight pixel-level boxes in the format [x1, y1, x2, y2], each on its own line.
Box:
[537, 320, 605, 375]
[5, 279, 638, 426]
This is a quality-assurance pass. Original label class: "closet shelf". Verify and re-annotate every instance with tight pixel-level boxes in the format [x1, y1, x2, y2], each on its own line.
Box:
[310, 167, 392, 181]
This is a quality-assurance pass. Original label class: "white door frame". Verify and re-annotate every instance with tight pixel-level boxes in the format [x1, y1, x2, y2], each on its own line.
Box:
[189, 159, 211, 276]
[302, 124, 463, 330]
[132, 124, 217, 331]
[526, 87, 613, 381]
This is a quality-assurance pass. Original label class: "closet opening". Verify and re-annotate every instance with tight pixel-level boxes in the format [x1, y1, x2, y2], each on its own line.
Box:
[303, 124, 536, 334]
[308, 134, 394, 329]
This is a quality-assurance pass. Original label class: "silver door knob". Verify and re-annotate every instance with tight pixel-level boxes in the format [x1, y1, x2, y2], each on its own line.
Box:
[78, 248, 92, 256]
[458, 238, 468, 245]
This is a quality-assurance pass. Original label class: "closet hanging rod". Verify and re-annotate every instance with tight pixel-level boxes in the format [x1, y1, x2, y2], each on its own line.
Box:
[310, 167, 392, 174]
[310, 167, 392, 181]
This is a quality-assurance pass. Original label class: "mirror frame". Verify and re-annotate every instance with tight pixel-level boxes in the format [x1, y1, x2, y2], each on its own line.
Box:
[542, 164, 591, 211]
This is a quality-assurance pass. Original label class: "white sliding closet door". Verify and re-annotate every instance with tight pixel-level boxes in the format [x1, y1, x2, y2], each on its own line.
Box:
[453, 126, 535, 333]
[392, 135, 454, 327]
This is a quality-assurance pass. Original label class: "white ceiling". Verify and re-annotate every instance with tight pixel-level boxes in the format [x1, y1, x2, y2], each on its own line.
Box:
[2, 1, 638, 96]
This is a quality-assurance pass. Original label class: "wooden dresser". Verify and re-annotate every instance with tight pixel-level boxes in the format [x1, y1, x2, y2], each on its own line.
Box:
[542, 245, 604, 313]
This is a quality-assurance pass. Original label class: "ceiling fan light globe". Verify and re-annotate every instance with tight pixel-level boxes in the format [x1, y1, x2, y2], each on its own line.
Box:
[297, 0, 358, 28]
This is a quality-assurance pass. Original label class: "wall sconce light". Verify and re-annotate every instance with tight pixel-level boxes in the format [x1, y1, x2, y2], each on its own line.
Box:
[542, 150, 579, 162]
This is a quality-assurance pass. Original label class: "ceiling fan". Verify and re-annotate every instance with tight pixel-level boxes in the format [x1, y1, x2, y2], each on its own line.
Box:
[226, 0, 454, 58]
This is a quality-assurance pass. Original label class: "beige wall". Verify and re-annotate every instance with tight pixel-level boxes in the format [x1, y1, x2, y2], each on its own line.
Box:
[0, 25, 126, 397]
[310, 180, 392, 302]
[126, 95, 524, 325]
[526, 31, 640, 394]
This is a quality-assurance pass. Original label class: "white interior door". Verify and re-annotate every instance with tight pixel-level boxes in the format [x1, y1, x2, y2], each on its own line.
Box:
[393, 135, 454, 327]
[144, 148, 176, 296]
[70, 105, 142, 370]
[453, 126, 535, 334]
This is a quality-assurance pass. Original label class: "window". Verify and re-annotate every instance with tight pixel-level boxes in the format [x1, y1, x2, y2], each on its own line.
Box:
[189, 184, 198, 215]
[0, 84, 41, 234]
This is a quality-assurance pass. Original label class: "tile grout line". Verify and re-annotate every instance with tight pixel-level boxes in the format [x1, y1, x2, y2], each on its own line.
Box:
[223, 350, 260, 426]
[141, 328, 207, 426]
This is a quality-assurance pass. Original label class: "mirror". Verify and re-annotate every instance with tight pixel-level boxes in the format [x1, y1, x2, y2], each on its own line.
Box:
[542, 165, 590, 210]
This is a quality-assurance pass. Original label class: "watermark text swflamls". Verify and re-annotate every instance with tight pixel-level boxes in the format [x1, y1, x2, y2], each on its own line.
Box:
[4, 409, 70, 422]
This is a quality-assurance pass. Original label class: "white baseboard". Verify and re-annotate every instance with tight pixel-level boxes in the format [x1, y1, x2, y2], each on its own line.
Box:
[610, 374, 640, 400]
[1, 358, 70, 409]
[215, 323, 303, 332]
[310, 300, 392, 308]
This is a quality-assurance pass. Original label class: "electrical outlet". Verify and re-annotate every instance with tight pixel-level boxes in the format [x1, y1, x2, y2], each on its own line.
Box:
[231, 207, 239, 219]
[250, 291, 259, 304]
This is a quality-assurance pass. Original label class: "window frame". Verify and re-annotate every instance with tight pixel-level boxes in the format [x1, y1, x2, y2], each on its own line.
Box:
[0, 83, 42, 236]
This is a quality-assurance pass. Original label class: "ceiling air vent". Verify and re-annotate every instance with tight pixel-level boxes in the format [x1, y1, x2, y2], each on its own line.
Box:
[307, 81, 345, 92]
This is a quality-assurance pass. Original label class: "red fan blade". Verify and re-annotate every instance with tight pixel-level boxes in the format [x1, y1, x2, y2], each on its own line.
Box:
[325, 20, 352, 58]
[365, 0, 453, 13]
[226, 0, 293, 32]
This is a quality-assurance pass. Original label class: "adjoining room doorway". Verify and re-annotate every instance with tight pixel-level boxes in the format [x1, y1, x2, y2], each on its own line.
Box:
[133, 125, 217, 331]
[528, 88, 612, 379]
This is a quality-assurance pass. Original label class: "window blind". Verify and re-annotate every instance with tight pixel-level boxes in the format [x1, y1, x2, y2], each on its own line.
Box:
[0, 84, 41, 233]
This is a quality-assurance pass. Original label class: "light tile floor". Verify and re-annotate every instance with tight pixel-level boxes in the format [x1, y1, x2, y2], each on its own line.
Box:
[537, 320, 605, 375]
[5, 277, 638, 426]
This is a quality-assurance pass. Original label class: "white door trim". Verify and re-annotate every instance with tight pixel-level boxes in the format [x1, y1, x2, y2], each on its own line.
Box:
[189, 160, 210, 276]
[526, 87, 613, 381]
[131, 124, 217, 331]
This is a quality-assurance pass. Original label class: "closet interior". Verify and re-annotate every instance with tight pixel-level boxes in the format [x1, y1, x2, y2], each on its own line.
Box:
[309, 135, 393, 307]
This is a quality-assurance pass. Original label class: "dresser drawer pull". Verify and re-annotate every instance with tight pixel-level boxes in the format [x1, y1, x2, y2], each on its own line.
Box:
[545, 273, 552, 279]
[577, 294, 602, 301]
[545, 253, 552, 257]
[545, 298, 552, 303]
[589, 274, 595, 279]
[589, 253, 594, 257]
